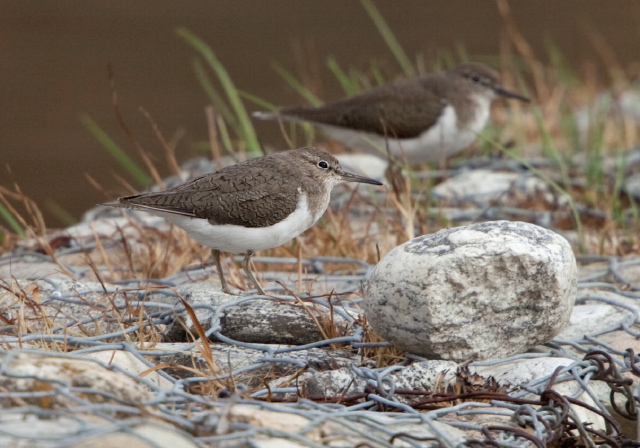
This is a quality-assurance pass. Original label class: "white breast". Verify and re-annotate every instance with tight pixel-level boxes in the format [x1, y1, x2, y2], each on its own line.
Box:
[152, 192, 324, 254]
[464, 94, 492, 134]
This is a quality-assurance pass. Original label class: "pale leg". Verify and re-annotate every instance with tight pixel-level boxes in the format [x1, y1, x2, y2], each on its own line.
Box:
[241, 251, 266, 295]
[212, 249, 232, 294]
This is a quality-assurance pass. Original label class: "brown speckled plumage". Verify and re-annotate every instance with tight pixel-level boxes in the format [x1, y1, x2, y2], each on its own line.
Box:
[113, 147, 365, 227]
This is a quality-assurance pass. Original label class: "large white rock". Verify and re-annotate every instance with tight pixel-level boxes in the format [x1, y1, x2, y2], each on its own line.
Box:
[363, 221, 577, 361]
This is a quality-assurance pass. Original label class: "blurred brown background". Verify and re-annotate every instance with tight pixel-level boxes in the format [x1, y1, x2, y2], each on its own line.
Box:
[1, 1, 639, 227]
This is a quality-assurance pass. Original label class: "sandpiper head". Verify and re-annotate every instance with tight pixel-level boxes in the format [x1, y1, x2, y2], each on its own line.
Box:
[290, 147, 383, 187]
[451, 62, 530, 103]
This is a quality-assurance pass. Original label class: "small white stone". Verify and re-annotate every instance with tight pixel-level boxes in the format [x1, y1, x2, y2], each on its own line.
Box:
[431, 170, 518, 202]
[558, 303, 633, 341]
[363, 221, 577, 361]
[431, 169, 568, 208]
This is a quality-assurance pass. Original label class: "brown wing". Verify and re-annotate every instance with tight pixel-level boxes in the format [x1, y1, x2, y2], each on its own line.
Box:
[279, 79, 447, 138]
[116, 155, 301, 228]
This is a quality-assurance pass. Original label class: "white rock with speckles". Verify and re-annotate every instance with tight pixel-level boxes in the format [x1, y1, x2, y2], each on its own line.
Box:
[363, 221, 577, 361]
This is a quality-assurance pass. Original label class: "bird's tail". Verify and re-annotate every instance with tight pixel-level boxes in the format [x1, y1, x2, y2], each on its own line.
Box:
[251, 110, 278, 120]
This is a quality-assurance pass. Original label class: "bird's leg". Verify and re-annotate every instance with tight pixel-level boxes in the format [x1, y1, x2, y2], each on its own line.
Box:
[241, 251, 266, 295]
[212, 249, 232, 295]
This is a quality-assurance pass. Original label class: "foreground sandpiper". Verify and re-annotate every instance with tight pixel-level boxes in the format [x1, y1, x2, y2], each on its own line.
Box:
[106, 147, 382, 294]
[254, 62, 529, 164]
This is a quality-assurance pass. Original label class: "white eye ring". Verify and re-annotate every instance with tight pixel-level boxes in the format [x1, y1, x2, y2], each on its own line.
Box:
[317, 161, 329, 169]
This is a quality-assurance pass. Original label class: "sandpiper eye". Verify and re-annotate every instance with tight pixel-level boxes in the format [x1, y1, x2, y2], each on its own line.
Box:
[471, 76, 481, 83]
[317, 161, 329, 169]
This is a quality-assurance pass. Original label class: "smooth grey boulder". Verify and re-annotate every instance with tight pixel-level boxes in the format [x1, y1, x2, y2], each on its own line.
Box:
[220, 299, 344, 345]
[163, 284, 347, 345]
[363, 221, 577, 361]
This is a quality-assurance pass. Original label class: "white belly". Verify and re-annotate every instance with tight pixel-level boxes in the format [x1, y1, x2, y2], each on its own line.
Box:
[320, 99, 491, 164]
[152, 193, 325, 254]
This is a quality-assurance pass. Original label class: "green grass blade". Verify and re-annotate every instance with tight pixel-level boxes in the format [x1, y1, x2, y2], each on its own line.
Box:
[176, 27, 261, 154]
[353, 69, 372, 91]
[414, 53, 427, 76]
[238, 90, 277, 111]
[455, 42, 469, 62]
[584, 105, 609, 188]
[544, 37, 579, 87]
[434, 50, 456, 70]
[45, 199, 76, 226]
[560, 105, 582, 155]
[531, 107, 570, 190]
[217, 117, 234, 156]
[611, 155, 625, 223]
[360, 0, 415, 77]
[192, 58, 237, 129]
[80, 114, 152, 186]
[271, 61, 323, 107]
[327, 56, 359, 95]
[0, 203, 25, 236]
[370, 60, 386, 86]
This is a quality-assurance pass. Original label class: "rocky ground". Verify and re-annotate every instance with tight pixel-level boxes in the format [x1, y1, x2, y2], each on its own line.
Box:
[1, 150, 640, 447]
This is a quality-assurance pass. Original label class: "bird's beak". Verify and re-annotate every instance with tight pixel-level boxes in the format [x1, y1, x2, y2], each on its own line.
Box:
[494, 86, 530, 103]
[340, 171, 383, 186]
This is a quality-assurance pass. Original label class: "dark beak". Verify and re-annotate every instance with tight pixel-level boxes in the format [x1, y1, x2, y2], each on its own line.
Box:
[340, 171, 383, 186]
[494, 86, 530, 103]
